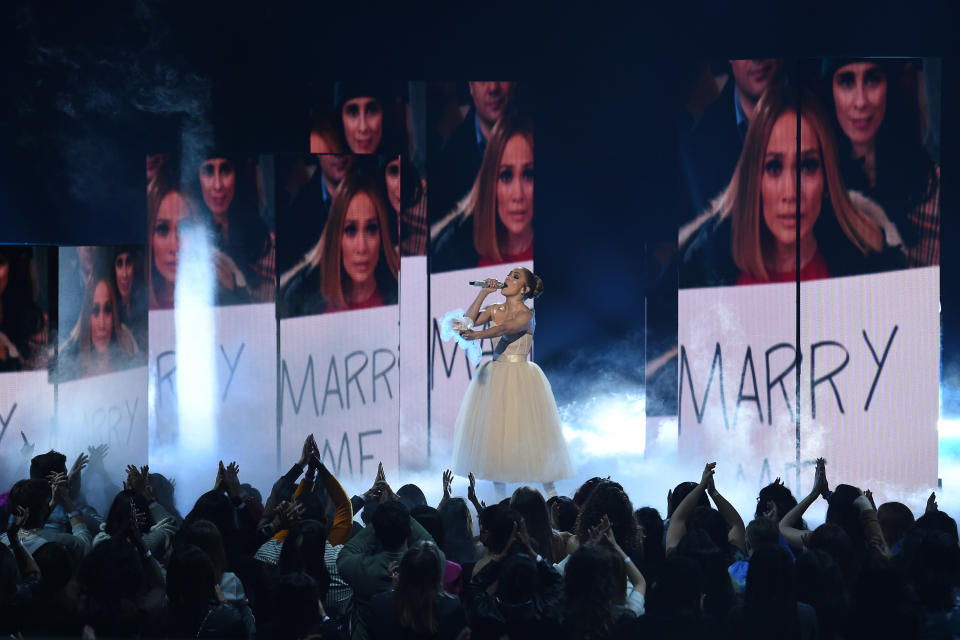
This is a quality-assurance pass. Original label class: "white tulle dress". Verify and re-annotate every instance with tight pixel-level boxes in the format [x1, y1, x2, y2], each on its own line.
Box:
[451, 320, 574, 483]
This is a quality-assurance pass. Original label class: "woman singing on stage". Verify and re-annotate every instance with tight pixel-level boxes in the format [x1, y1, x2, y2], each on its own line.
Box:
[452, 267, 573, 498]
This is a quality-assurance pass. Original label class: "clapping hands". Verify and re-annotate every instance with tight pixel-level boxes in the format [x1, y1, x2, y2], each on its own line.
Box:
[299, 434, 319, 467]
[363, 462, 396, 505]
[927, 491, 938, 514]
[213, 461, 241, 499]
[125, 464, 156, 503]
[270, 500, 305, 532]
[699, 462, 716, 488]
[810, 458, 832, 500]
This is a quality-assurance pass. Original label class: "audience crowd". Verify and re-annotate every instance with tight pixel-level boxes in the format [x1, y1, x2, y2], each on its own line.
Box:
[0, 436, 957, 639]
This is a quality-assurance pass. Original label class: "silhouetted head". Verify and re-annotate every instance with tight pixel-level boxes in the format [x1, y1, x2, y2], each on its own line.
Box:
[479, 504, 522, 554]
[438, 498, 476, 565]
[756, 481, 797, 521]
[549, 495, 578, 533]
[745, 517, 780, 555]
[397, 484, 427, 511]
[371, 500, 410, 552]
[410, 505, 444, 549]
[29, 450, 67, 480]
[825, 484, 866, 549]
[669, 481, 709, 517]
[877, 501, 915, 549]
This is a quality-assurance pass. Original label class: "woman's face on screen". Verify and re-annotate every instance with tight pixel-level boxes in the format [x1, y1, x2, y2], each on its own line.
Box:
[832, 62, 887, 148]
[760, 112, 824, 249]
[153, 192, 190, 285]
[496, 134, 534, 237]
[342, 97, 383, 154]
[341, 192, 381, 287]
[90, 280, 114, 355]
[115, 252, 134, 300]
[199, 158, 236, 218]
[385, 157, 402, 213]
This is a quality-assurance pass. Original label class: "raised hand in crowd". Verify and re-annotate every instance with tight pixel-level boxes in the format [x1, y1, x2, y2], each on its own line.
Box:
[590, 513, 646, 595]
[265, 500, 304, 537]
[309, 451, 333, 481]
[46, 470, 67, 510]
[665, 461, 715, 554]
[212, 459, 242, 499]
[68, 451, 89, 496]
[853, 488, 877, 514]
[19, 431, 34, 460]
[222, 461, 242, 499]
[87, 443, 109, 472]
[926, 490, 938, 513]
[125, 464, 156, 503]
[467, 472, 485, 515]
[363, 461, 397, 505]
[51, 469, 90, 550]
[439, 468, 454, 509]
[298, 433, 319, 468]
[707, 465, 746, 552]
[815, 458, 829, 498]
[123, 497, 165, 600]
[79, 444, 120, 511]
[779, 457, 827, 552]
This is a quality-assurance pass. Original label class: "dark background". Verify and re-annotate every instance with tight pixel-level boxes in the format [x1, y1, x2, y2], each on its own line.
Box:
[1, 1, 956, 408]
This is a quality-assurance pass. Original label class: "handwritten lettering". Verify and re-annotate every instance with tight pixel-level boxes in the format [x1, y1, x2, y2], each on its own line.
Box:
[280, 347, 399, 417]
[0, 403, 16, 446]
[680, 327, 897, 428]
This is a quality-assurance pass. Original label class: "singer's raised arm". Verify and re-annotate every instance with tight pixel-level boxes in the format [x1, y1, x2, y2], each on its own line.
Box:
[465, 279, 502, 324]
[462, 306, 532, 340]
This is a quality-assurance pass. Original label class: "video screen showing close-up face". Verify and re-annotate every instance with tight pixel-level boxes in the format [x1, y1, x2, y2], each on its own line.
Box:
[309, 81, 408, 157]
[147, 152, 275, 310]
[55, 245, 147, 383]
[309, 81, 426, 259]
[673, 57, 941, 495]
[0, 246, 55, 373]
[678, 59, 939, 289]
[428, 82, 532, 273]
[277, 154, 400, 319]
[276, 149, 404, 482]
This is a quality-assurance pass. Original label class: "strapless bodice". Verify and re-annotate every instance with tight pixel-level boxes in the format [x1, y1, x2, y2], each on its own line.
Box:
[490, 321, 532, 360]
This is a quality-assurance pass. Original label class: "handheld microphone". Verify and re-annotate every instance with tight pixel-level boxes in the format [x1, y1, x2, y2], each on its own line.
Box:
[469, 280, 505, 289]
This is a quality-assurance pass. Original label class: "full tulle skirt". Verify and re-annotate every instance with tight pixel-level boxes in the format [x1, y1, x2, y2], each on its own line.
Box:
[451, 358, 574, 483]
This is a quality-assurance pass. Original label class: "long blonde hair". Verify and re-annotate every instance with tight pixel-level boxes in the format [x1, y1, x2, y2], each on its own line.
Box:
[65, 272, 137, 376]
[727, 86, 883, 281]
[317, 171, 399, 309]
[468, 114, 534, 263]
[147, 162, 197, 309]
